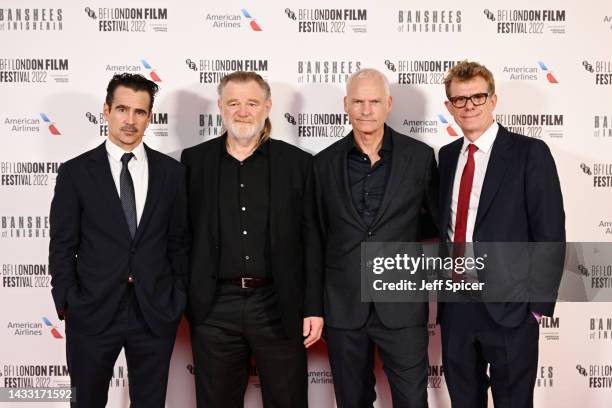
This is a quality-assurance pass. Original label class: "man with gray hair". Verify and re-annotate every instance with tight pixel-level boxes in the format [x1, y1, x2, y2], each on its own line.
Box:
[312, 68, 438, 407]
[181, 71, 324, 407]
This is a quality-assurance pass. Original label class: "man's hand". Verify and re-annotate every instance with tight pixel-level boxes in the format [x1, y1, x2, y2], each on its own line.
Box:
[303, 316, 324, 348]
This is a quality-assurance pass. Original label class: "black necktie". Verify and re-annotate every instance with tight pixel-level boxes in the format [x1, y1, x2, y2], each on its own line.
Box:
[120, 153, 137, 238]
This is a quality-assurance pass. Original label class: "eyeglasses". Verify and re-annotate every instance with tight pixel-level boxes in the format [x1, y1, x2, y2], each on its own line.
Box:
[448, 92, 489, 108]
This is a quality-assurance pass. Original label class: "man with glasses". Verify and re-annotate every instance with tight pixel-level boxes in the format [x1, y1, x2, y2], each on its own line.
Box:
[437, 61, 565, 408]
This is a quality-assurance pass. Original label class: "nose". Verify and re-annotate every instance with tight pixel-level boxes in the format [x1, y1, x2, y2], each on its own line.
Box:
[362, 101, 373, 115]
[464, 98, 477, 110]
[237, 104, 250, 117]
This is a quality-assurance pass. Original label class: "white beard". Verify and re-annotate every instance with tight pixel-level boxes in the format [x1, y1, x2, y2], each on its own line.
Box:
[224, 116, 265, 142]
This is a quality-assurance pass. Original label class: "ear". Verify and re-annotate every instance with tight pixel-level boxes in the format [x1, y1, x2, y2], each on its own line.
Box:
[103, 103, 110, 121]
[387, 95, 393, 111]
[489, 94, 498, 109]
[444, 100, 454, 115]
[217, 98, 222, 111]
[265, 98, 272, 115]
[343, 96, 349, 113]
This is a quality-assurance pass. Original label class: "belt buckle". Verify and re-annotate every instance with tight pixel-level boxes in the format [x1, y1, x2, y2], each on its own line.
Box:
[241, 277, 250, 289]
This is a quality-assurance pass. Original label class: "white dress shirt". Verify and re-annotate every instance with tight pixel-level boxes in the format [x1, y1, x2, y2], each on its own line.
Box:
[447, 121, 499, 242]
[105, 139, 148, 225]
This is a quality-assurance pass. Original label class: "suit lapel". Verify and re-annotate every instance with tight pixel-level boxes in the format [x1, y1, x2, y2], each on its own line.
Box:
[440, 139, 463, 238]
[268, 140, 281, 251]
[133, 144, 165, 244]
[337, 135, 368, 230]
[204, 137, 222, 247]
[474, 126, 513, 231]
[370, 131, 412, 228]
[86, 142, 132, 241]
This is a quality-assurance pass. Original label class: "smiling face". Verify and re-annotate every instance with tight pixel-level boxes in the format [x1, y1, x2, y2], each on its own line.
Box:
[344, 74, 392, 139]
[103, 85, 151, 151]
[218, 80, 271, 143]
[444, 75, 497, 141]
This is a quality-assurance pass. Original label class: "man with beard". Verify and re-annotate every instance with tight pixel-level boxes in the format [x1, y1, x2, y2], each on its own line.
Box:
[181, 71, 324, 407]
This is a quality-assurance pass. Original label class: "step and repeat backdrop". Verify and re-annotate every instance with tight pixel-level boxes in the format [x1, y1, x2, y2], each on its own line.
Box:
[0, 0, 611, 406]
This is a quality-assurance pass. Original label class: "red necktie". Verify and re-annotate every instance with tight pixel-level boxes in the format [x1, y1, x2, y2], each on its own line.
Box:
[452, 144, 477, 282]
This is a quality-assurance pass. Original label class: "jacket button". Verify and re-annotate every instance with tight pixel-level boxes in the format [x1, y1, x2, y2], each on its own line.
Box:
[130, 248, 136, 254]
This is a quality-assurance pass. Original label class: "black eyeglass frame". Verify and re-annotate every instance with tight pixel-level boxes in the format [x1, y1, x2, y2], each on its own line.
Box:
[448, 92, 490, 108]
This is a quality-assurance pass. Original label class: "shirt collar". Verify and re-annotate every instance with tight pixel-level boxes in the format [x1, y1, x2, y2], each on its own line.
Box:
[221, 133, 269, 158]
[348, 124, 393, 156]
[461, 121, 498, 155]
[105, 139, 146, 162]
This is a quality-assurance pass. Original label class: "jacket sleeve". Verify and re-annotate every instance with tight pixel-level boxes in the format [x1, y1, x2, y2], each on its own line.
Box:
[49, 163, 80, 319]
[303, 157, 324, 317]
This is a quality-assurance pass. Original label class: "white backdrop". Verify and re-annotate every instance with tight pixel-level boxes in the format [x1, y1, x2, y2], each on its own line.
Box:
[1, 1, 611, 406]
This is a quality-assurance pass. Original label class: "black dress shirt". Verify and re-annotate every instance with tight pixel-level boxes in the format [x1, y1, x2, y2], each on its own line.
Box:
[347, 129, 393, 227]
[218, 140, 271, 279]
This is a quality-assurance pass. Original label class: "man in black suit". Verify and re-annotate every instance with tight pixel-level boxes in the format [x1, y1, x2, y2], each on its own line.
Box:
[437, 61, 565, 408]
[181, 71, 323, 408]
[312, 68, 438, 408]
[49, 73, 189, 408]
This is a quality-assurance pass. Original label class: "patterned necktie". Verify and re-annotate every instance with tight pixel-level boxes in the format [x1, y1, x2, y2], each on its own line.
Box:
[120, 153, 137, 239]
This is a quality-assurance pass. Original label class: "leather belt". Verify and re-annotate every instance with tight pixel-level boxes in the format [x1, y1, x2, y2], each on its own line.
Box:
[220, 277, 272, 289]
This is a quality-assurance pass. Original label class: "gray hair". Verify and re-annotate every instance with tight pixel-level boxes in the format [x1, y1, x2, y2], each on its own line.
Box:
[346, 68, 390, 98]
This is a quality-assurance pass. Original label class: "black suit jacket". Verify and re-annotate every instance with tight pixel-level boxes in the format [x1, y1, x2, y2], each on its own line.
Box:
[181, 136, 323, 339]
[438, 124, 565, 327]
[313, 125, 439, 330]
[49, 142, 190, 336]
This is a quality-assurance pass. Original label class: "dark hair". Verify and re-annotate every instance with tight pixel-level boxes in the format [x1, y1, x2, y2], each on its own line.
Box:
[105, 73, 159, 112]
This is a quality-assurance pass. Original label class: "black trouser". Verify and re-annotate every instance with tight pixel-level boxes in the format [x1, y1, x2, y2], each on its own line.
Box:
[65, 286, 177, 408]
[439, 303, 540, 408]
[325, 306, 429, 408]
[191, 284, 307, 408]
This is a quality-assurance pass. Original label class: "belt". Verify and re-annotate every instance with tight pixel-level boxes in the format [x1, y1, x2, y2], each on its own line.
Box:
[219, 277, 272, 289]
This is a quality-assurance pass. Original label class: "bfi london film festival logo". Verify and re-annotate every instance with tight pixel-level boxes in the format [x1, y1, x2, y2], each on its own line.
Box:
[0, 58, 69, 84]
[593, 115, 612, 138]
[85, 110, 169, 138]
[0, 161, 60, 189]
[501, 61, 558, 84]
[401, 114, 458, 138]
[0, 216, 49, 239]
[104, 59, 162, 83]
[581, 262, 612, 290]
[590, 317, 612, 340]
[2, 364, 70, 388]
[284, 112, 349, 138]
[397, 9, 462, 33]
[0, 8, 63, 31]
[496, 113, 564, 139]
[296, 60, 362, 84]
[6, 317, 63, 338]
[2, 263, 49, 289]
[84, 6, 167, 32]
[580, 162, 612, 188]
[539, 316, 561, 341]
[284, 8, 367, 34]
[575, 364, 612, 388]
[384, 59, 459, 85]
[482, 8, 566, 34]
[185, 57, 268, 84]
[581, 60, 612, 85]
[204, 8, 262, 31]
[427, 365, 445, 390]
[3, 113, 62, 136]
